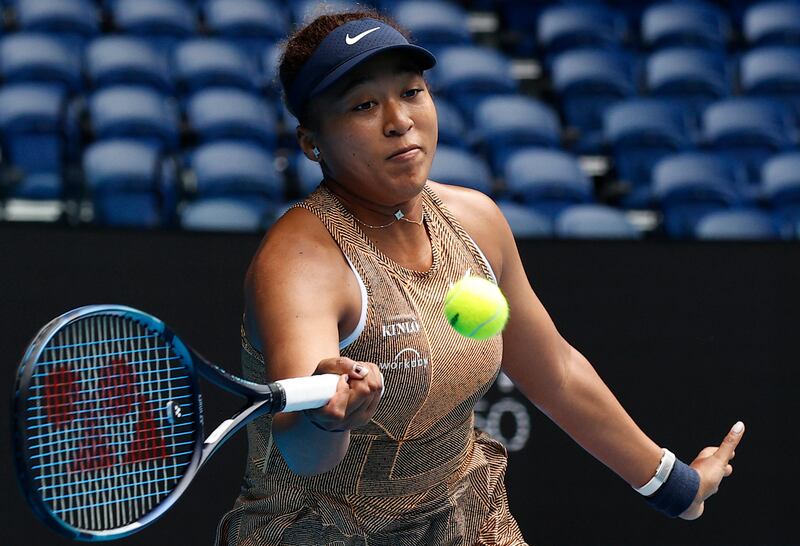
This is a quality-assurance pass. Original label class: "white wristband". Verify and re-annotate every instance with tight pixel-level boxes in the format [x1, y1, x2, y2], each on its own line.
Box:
[633, 448, 676, 496]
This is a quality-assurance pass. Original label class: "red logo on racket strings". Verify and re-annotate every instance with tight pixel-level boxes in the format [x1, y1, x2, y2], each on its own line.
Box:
[124, 396, 168, 464]
[71, 418, 115, 472]
[51, 357, 170, 472]
[42, 364, 80, 428]
[99, 358, 138, 416]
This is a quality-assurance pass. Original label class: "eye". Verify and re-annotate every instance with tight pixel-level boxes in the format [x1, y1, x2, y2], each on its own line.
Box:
[353, 101, 375, 112]
[403, 88, 424, 98]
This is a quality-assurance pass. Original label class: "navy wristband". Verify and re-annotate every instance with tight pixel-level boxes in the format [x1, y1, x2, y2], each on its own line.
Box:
[645, 458, 701, 518]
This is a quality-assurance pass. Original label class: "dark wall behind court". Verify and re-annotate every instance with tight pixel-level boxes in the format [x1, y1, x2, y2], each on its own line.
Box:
[0, 224, 796, 546]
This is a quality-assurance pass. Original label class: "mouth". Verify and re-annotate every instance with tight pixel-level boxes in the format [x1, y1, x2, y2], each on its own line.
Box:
[387, 145, 422, 160]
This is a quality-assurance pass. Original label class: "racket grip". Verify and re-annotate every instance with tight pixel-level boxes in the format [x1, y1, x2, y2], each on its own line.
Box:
[278, 374, 340, 412]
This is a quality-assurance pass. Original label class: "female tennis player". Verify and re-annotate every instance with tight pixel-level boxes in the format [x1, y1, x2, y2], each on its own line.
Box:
[216, 10, 744, 546]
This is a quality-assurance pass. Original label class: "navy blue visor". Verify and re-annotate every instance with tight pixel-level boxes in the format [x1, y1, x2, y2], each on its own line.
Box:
[287, 18, 437, 119]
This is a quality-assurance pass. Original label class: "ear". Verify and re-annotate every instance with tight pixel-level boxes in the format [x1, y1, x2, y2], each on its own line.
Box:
[296, 125, 319, 163]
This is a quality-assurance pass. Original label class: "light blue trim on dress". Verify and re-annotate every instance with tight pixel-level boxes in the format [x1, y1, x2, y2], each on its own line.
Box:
[339, 253, 367, 350]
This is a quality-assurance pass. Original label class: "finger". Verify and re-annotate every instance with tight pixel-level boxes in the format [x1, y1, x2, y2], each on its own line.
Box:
[346, 361, 370, 381]
[358, 388, 382, 424]
[342, 373, 376, 417]
[698, 446, 717, 459]
[724, 464, 733, 477]
[714, 421, 745, 462]
[325, 373, 352, 416]
[316, 357, 359, 376]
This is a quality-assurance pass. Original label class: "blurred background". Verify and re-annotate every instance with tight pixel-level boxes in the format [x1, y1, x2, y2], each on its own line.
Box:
[0, 0, 798, 545]
[0, 0, 800, 238]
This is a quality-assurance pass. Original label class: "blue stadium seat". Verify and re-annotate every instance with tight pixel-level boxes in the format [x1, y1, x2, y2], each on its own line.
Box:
[0, 84, 67, 199]
[555, 204, 640, 239]
[189, 141, 283, 200]
[0, 33, 82, 92]
[89, 86, 180, 151]
[743, 1, 800, 46]
[641, 1, 730, 50]
[495, 0, 554, 55]
[173, 38, 257, 94]
[702, 98, 797, 183]
[694, 209, 778, 239]
[433, 97, 468, 148]
[473, 95, 561, 174]
[289, 0, 359, 25]
[294, 151, 322, 196]
[203, 0, 288, 59]
[187, 88, 277, 148]
[180, 197, 273, 232]
[761, 152, 800, 236]
[86, 36, 172, 92]
[83, 139, 177, 227]
[392, 1, 471, 49]
[740, 46, 800, 117]
[497, 201, 554, 238]
[537, 3, 627, 58]
[112, 0, 195, 53]
[645, 47, 730, 120]
[429, 46, 517, 118]
[503, 148, 592, 217]
[15, 0, 99, 50]
[604, 98, 696, 206]
[428, 146, 493, 195]
[551, 48, 635, 153]
[652, 152, 744, 237]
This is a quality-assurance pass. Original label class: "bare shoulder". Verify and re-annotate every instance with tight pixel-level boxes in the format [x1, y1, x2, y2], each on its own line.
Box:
[244, 206, 359, 350]
[427, 181, 502, 223]
[427, 181, 513, 276]
[246, 206, 349, 289]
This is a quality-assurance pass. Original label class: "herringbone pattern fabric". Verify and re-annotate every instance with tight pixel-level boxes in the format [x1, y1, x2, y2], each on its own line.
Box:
[216, 183, 528, 546]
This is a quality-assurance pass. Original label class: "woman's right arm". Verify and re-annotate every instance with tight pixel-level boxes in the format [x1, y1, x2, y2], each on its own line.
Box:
[244, 209, 382, 476]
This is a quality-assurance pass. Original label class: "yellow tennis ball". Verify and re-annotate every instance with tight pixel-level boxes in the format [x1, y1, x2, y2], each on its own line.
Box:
[444, 276, 509, 340]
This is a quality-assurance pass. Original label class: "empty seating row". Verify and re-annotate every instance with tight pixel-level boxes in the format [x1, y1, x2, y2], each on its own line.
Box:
[503, 0, 800, 56]
[552, 45, 800, 152]
[0, 0, 475, 55]
[82, 139, 282, 227]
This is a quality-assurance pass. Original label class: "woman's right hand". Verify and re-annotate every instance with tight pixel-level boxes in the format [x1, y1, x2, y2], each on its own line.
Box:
[304, 357, 383, 432]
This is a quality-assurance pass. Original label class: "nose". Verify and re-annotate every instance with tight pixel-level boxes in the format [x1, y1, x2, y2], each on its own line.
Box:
[383, 98, 414, 137]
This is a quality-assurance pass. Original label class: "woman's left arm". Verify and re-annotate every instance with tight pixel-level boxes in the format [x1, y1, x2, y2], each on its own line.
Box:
[478, 198, 744, 519]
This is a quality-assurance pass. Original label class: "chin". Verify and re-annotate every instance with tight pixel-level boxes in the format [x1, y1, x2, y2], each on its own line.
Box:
[375, 173, 427, 204]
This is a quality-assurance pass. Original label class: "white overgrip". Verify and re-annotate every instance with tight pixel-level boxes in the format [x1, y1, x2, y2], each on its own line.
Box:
[278, 374, 340, 412]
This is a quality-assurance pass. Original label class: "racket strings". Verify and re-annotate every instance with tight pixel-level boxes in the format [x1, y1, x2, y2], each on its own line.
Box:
[25, 314, 197, 532]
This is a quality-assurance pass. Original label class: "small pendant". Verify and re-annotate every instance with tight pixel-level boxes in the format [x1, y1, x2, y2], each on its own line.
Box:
[394, 209, 405, 220]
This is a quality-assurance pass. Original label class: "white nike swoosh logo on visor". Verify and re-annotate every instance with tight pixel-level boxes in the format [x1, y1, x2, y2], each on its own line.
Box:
[346, 27, 381, 45]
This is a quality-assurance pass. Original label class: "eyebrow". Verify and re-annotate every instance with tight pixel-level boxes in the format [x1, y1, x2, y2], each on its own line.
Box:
[338, 64, 423, 98]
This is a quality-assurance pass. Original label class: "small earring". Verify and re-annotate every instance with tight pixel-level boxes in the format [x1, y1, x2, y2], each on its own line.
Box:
[312, 147, 321, 160]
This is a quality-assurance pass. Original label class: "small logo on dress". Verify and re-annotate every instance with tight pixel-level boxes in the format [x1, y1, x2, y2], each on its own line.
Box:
[381, 319, 421, 338]
[378, 347, 429, 371]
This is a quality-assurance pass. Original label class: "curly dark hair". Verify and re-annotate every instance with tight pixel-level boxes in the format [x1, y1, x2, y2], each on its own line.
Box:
[278, 8, 412, 126]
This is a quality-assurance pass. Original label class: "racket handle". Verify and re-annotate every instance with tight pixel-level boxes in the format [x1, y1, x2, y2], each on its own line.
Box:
[278, 374, 340, 412]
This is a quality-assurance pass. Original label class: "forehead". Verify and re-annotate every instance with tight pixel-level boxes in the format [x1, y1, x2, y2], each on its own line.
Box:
[326, 50, 423, 96]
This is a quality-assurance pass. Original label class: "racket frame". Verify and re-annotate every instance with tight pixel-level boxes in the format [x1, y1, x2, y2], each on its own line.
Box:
[12, 305, 291, 541]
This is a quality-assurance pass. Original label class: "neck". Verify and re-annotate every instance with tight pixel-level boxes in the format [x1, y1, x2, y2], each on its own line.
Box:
[323, 176, 426, 229]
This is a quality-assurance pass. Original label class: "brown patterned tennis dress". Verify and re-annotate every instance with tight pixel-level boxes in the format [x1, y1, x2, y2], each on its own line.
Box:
[215, 183, 528, 546]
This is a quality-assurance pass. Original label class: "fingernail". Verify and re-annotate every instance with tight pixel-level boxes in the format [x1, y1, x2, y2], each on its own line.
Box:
[732, 421, 744, 434]
[353, 363, 368, 377]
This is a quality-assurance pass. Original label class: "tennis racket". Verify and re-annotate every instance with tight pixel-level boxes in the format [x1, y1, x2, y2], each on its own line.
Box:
[12, 304, 342, 541]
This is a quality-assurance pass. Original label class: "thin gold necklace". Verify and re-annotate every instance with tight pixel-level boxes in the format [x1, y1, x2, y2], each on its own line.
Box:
[351, 207, 426, 229]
